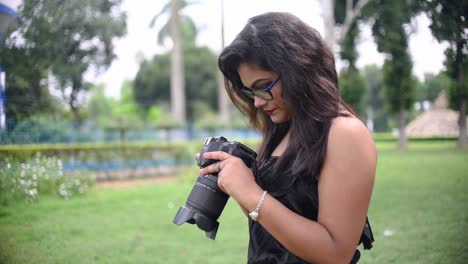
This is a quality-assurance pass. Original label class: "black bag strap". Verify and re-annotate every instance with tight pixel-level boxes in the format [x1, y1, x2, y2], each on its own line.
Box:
[359, 217, 375, 250]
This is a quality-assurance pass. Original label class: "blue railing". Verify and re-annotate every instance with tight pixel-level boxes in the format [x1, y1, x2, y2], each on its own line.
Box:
[0, 119, 261, 145]
[62, 158, 190, 172]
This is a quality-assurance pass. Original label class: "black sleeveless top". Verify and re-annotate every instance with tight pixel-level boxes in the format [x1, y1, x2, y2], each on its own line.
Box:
[247, 156, 361, 264]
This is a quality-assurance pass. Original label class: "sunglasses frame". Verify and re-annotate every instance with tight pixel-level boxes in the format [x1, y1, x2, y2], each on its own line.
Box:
[239, 76, 281, 101]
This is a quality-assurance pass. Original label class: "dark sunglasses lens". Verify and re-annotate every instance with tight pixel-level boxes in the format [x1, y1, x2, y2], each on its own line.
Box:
[240, 88, 273, 100]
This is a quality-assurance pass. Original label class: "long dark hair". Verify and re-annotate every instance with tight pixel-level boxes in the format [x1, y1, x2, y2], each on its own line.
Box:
[218, 12, 355, 179]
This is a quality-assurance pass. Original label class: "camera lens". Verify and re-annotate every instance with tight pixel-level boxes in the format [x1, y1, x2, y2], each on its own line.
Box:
[172, 136, 257, 240]
[186, 174, 229, 220]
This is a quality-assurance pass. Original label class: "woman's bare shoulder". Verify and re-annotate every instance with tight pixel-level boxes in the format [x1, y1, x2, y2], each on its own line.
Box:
[328, 116, 376, 162]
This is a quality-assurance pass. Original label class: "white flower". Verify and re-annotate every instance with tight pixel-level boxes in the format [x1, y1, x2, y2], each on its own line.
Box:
[28, 189, 38, 197]
[58, 184, 70, 198]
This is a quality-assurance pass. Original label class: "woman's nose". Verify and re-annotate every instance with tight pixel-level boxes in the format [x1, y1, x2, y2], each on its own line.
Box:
[254, 96, 267, 108]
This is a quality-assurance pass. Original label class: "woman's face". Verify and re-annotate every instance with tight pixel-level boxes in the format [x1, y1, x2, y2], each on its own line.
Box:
[238, 63, 290, 123]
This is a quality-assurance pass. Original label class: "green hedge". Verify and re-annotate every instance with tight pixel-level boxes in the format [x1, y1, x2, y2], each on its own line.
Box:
[372, 133, 457, 142]
[0, 139, 262, 164]
[0, 142, 191, 162]
[1, 135, 458, 163]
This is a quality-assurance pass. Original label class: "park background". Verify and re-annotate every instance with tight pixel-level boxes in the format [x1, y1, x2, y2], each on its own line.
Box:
[0, 0, 467, 263]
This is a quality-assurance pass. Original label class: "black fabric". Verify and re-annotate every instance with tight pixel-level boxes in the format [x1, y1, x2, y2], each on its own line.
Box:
[247, 156, 361, 264]
[247, 156, 316, 264]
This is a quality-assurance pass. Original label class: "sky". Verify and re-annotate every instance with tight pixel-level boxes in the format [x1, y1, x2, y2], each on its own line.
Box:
[88, 0, 448, 98]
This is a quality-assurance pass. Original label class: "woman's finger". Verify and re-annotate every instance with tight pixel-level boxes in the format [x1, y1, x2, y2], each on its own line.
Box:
[200, 160, 224, 175]
[203, 151, 232, 161]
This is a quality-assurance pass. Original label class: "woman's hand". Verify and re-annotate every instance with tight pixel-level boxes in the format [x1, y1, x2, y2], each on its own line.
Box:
[198, 151, 262, 206]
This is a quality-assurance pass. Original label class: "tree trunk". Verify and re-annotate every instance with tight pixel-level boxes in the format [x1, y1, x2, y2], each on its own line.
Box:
[458, 100, 467, 147]
[320, 0, 370, 53]
[218, 0, 230, 126]
[170, 0, 186, 124]
[218, 72, 230, 126]
[398, 108, 407, 150]
[321, 0, 335, 51]
[456, 42, 467, 147]
[338, 0, 370, 43]
[69, 86, 82, 128]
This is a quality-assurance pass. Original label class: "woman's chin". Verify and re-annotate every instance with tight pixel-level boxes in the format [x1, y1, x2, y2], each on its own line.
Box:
[270, 113, 289, 124]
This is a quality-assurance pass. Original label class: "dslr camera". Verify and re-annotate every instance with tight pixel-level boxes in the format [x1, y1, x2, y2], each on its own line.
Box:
[172, 136, 257, 239]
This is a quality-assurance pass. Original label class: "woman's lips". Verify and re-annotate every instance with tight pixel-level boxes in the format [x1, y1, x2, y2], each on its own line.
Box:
[265, 109, 275, 115]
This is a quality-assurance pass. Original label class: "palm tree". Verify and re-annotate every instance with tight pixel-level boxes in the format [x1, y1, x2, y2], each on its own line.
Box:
[150, 0, 192, 124]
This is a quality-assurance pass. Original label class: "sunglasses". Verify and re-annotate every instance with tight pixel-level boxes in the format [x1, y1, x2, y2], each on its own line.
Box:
[239, 76, 281, 101]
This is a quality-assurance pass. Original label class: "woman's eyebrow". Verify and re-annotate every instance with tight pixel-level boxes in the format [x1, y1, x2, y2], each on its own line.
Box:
[247, 78, 271, 89]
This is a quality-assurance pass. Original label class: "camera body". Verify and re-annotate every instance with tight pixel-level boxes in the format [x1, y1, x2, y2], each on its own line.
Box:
[172, 136, 257, 239]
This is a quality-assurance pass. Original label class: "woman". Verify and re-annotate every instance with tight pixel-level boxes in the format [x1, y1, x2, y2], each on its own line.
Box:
[198, 12, 376, 264]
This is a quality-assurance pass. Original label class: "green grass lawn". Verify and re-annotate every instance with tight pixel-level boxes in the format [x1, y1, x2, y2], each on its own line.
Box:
[0, 142, 467, 264]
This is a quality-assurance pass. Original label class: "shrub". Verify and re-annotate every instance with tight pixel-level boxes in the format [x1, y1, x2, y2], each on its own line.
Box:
[0, 153, 94, 205]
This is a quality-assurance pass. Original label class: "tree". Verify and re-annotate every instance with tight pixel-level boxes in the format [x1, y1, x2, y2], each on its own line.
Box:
[150, 0, 195, 124]
[335, 0, 367, 117]
[362, 64, 390, 132]
[106, 81, 145, 141]
[367, 0, 419, 149]
[417, 72, 450, 104]
[339, 69, 367, 116]
[424, 0, 468, 147]
[217, 0, 230, 126]
[1, 0, 126, 126]
[85, 83, 117, 128]
[133, 46, 218, 123]
[321, 0, 370, 51]
[0, 46, 63, 122]
[133, 53, 171, 108]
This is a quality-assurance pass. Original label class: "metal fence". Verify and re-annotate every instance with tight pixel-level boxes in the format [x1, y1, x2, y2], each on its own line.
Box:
[0, 119, 261, 145]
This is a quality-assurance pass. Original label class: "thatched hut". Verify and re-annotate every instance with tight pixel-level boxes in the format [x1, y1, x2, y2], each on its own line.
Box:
[406, 92, 467, 137]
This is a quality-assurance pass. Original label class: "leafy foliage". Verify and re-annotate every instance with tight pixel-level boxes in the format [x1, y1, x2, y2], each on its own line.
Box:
[0, 46, 63, 121]
[339, 22, 359, 70]
[149, 0, 198, 48]
[362, 64, 390, 132]
[380, 53, 415, 113]
[339, 69, 367, 116]
[423, 0, 467, 146]
[417, 72, 450, 103]
[334, 0, 360, 25]
[444, 49, 468, 110]
[365, 0, 421, 148]
[335, 0, 367, 117]
[0, 0, 127, 124]
[133, 46, 218, 122]
[369, 0, 417, 105]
